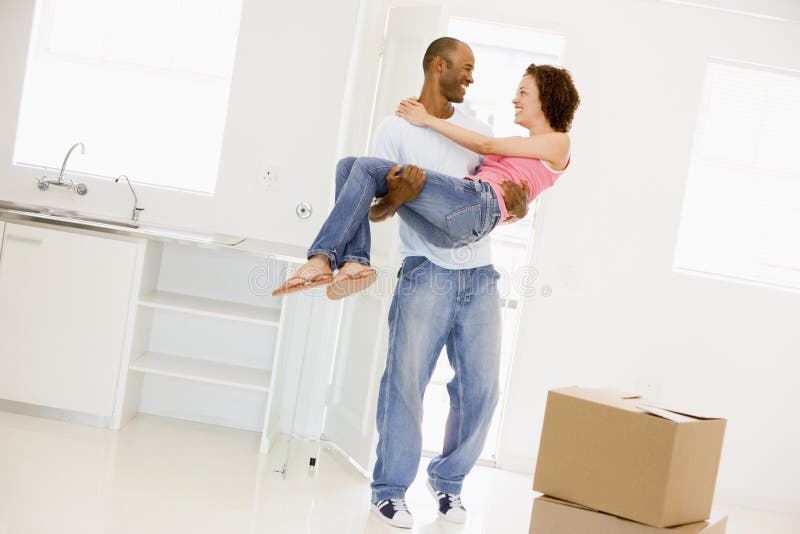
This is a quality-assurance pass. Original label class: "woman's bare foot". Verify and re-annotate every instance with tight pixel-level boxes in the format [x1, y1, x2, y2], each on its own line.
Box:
[272, 255, 334, 296]
[327, 261, 378, 300]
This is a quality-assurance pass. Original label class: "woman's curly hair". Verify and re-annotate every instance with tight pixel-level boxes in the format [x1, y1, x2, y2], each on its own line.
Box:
[525, 64, 580, 133]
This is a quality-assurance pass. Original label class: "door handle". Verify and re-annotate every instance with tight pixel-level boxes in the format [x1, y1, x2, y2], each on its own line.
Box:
[4, 234, 44, 245]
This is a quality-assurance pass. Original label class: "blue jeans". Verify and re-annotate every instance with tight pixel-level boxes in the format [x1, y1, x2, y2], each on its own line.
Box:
[307, 156, 502, 269]
[371, 256, 502, 502]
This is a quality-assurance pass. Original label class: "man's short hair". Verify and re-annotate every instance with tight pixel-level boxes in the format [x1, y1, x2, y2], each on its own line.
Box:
[422, 37, 464, 73]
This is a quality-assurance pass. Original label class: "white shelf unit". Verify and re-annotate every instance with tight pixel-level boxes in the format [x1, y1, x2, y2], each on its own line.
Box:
[115, 239, 301, 453]
[138, 290, 281, 326]
[129, 351, 273, 392]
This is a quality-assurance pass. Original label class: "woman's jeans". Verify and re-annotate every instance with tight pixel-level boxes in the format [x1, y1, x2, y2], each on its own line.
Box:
[307, 156, 502, 269]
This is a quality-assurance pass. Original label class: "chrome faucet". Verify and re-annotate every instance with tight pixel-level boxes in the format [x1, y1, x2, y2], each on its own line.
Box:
[58, 142, 84, 184]
[115, 174, 144, 222]
[36, 142, 89, 195]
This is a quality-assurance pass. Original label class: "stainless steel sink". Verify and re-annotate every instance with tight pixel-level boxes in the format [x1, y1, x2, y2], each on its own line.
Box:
[133, 225, 245, 246]
[0, 199, 244, 247]
[43, 207, 141, 228]
[0, 200, 140, 228]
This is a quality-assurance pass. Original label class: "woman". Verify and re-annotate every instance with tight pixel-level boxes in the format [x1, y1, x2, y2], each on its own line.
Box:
[273, 64, 580, 299]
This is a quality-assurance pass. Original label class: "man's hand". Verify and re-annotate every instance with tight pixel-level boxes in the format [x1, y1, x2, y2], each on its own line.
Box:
[499, 180, 530, 223]
[369, 164, 427, 222]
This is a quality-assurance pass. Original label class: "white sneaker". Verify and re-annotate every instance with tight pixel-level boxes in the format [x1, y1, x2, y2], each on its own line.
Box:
[372, 497, 413, 529]
[427, 480, 467, 523]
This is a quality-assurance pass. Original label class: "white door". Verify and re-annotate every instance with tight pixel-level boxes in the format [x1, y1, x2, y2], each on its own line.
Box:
[321, 5, 449, 472]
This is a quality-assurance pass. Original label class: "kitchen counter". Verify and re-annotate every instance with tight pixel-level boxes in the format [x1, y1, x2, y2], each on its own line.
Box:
[0, 198, 307, 263]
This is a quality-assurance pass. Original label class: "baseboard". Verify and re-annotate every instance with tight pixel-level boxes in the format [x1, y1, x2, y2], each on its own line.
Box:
[495, 452, 535, 474]
[714, 487, 800, 517]
[0, 398, 112, 428]
[320, 436, 371, 479]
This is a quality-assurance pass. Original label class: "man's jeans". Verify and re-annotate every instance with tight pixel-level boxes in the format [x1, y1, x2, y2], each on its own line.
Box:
[370, 256, 502, 501]
[307, 156, 501, 269]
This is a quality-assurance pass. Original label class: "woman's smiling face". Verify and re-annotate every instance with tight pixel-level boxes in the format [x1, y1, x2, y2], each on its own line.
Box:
[512, 75, 544, 128]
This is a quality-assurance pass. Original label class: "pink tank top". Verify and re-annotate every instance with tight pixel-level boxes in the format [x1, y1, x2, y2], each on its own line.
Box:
[467, 154, 569, 221]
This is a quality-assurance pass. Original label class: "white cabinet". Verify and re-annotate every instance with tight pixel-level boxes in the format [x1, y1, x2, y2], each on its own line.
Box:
[0, 219, 317, 455]
[116, 240, 303, 453]
[0, 222, 138, 416]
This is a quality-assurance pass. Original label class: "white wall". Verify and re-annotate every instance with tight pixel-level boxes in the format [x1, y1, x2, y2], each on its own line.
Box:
[332, 0, 800, 515]
[2, 0, 798, 516]
[457, 0, 799, 515]
[0, 0, 360, 246]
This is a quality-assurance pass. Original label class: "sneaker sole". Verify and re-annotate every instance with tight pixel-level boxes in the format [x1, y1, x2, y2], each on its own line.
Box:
[426, 480, 467, 524]
[437, 511, 466, 524]
[370, 504, 413, 529]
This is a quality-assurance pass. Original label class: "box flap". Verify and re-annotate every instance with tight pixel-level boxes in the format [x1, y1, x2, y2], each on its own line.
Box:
[538, 495, 597, 512]
[638, 404, 700, 424]
[553, 386, 725, 421]
[535, 496, 728, 533]
[638, 403, 725, 422]
[554, 386, 642, 405]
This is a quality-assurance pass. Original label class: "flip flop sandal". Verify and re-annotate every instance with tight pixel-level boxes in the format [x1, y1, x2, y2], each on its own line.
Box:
[326, 268, 378, 300]
[271, 272, 334, 296]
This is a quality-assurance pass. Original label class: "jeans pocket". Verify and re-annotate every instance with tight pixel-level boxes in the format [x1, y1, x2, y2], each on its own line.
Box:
[398, 256, 430, 279]
[445, 204, 482, 244]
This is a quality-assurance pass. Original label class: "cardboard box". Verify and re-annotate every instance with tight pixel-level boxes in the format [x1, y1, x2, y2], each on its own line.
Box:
[529, 496, 728, 534]
[533, 387, 726, 528]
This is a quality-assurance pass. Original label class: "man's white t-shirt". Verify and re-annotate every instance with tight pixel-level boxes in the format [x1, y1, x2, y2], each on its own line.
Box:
[371, 109, 494, 270]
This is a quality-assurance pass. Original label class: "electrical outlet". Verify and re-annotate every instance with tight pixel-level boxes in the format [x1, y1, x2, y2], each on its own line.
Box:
[258, 166, 282, 191]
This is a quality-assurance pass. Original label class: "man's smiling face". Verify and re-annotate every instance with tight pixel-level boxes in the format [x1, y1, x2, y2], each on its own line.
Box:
[438, 43, 475, 103]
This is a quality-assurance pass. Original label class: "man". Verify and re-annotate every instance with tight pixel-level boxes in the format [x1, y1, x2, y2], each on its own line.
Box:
[368, 37, 527, 528]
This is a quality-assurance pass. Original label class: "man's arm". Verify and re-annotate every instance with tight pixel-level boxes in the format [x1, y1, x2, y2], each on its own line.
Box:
[372, 114, 529, 223]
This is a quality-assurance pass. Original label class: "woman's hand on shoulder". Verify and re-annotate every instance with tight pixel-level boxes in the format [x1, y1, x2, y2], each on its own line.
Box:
[396, 98, 431, 127]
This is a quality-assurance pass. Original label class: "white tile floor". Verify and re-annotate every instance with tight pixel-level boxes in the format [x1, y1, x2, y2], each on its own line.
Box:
[0, 411, 798, 534]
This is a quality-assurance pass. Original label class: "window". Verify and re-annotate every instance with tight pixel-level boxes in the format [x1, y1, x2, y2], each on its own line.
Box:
[14, 0, 243, 194]
[420, 18, 566, 461]
[674, 59, 800, 293]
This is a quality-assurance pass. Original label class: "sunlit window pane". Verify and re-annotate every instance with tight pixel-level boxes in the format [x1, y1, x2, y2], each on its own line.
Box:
[675, 59, 800, 292]
[14, 0, 243, 194]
